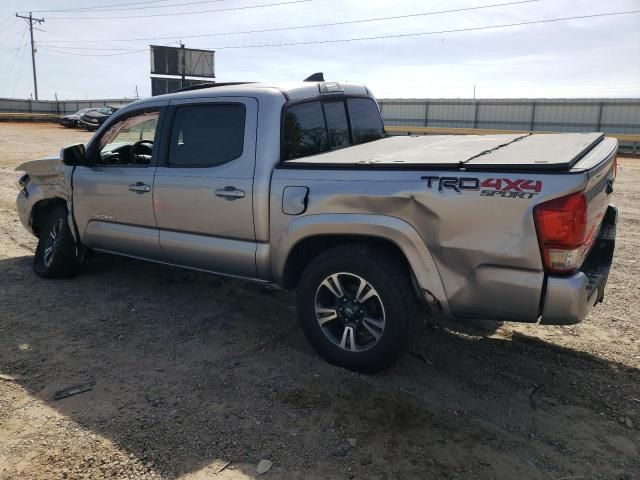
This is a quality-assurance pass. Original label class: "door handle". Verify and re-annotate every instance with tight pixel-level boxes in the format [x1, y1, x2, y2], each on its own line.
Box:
[128, 182, 151, 194]
[215, 186, 245, 200]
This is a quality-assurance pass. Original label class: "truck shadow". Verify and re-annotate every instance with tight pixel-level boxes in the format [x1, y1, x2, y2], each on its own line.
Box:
[1, 254, 638, 479]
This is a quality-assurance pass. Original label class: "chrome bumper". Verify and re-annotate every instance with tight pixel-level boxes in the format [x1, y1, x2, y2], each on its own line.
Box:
[540, 206, 617, 325]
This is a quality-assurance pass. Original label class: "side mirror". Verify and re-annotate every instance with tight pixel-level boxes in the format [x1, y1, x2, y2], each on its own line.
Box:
[61, 144, 86, 166]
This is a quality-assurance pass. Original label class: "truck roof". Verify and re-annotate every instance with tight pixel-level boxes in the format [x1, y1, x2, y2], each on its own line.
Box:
[139, 81, 371, 105]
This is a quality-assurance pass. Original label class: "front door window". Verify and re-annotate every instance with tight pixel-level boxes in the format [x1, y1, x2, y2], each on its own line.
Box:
[97, 111, 159, 166]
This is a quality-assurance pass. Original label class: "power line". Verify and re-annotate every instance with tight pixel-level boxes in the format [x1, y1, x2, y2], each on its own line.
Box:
[39, 45, 140, 51]
[3, 29, 28, 97]
[32, 0, 226, 14]
[0, 18, 21, 37]
[32, 0, 217, 13]
[39, 0, 540, 44]
[46, 0, 312, 20]
[210, 9, 640, 49]
[0, 24, 27, 44]
[39, 46, 149, 56]
[24, 27, 89, 45]
[35, 9, 639, 56]
[10, 33, 30, 98]
[0, 16, 18, 29]
[38, 40, 180, 57]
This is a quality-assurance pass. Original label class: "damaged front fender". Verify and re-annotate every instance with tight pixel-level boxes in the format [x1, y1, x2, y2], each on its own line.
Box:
[15, 154, 76, 241]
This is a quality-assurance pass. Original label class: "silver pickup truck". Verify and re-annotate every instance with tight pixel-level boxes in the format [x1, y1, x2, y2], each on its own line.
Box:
[16, 79, 617, 372]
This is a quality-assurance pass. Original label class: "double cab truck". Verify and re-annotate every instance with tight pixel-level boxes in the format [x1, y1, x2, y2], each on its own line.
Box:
[16, 78, 617, 372]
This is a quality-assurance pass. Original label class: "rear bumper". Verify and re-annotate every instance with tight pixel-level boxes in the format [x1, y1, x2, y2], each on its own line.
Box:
[540, 205, 617, 325]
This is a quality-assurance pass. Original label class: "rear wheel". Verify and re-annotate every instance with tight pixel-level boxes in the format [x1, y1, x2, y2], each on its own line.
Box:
[33, 205, 80, 278]
[296, 245, 416, 373]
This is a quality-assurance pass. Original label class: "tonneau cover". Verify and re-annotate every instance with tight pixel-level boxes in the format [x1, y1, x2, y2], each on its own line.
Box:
[285, 132, 605, 171]
[465, 132, 604, 170]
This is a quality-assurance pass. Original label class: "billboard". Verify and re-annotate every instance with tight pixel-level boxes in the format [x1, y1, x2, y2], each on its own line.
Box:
[150, 45, 215, 78]
[151, 77, 216, 96]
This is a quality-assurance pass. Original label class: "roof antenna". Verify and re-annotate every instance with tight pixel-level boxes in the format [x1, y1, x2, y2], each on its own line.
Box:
[304, 72, 324, 82]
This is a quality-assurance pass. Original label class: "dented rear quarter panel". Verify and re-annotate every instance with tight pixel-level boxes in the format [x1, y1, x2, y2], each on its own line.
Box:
[270, 166, 590, 322]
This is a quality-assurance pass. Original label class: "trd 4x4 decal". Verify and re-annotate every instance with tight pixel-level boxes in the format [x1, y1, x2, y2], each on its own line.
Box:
[421, 176, 542, 199]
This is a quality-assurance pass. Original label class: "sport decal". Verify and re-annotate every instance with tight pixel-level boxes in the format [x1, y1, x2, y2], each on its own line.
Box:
[421, 176, 542, 199]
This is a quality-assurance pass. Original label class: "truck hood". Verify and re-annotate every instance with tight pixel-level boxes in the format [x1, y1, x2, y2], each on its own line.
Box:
[15, 154, 73, 204]
[15, 154, 66, 179]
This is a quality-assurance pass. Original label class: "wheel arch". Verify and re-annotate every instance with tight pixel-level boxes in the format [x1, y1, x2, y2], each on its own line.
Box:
[31, 197, 68, 238]
[273, 214, 449, 314]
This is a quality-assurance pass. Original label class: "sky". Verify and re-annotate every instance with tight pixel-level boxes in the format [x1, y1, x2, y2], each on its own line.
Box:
[0, 0, 639, 100]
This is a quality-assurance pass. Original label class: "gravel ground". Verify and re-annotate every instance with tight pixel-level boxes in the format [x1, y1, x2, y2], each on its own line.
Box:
[0, 122, 638, 480]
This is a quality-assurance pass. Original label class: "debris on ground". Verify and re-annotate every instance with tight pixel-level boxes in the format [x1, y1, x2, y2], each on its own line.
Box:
[54, 382, 95, 400]
[256, 459, 272, 475]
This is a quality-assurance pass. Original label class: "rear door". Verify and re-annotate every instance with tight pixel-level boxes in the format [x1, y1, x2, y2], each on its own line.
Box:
[73, 108, 164, 259]
[153, 97, 258, 277]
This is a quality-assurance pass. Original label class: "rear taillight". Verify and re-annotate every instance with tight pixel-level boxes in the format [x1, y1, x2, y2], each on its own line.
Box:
[534, 192, 589, 274]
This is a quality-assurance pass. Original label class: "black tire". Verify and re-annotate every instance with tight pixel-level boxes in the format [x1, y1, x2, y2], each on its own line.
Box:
[33, 204, 80, 278]
[296, 245, 417, 373]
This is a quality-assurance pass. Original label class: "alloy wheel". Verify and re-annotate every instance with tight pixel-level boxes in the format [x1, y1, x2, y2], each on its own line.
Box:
[314, 272, 386, 352]
[43, 218, 63, 267]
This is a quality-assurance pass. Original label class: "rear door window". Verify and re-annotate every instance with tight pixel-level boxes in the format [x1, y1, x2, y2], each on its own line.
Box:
[283, 101, 327, 160]
[347, 98, 385, 144]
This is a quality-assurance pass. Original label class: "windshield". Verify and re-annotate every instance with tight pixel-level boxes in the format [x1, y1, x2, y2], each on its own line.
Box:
[98, 106, 114, 115]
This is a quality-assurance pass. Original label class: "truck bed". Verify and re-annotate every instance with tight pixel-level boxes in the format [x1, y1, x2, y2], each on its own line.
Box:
[285, 132, 606, 172]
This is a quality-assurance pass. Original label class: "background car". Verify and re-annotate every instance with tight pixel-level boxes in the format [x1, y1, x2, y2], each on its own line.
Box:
[59, 108, 98, 128]
[78, 105, 119, 131]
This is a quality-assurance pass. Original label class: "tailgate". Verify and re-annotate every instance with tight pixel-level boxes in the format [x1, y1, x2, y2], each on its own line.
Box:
[577, 136, 618, 264]
[532, 135, 617, 280]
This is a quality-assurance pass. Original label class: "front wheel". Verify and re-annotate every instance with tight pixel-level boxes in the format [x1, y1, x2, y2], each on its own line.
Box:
[33, 205, 80, 278]
[296, 245, 416, 373]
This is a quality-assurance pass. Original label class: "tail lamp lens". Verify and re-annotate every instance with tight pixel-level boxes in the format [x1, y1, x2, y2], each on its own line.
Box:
[534, 192, 588, 273]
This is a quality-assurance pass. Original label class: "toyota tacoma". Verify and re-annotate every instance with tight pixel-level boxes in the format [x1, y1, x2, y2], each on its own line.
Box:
[15, 78, 617, 372]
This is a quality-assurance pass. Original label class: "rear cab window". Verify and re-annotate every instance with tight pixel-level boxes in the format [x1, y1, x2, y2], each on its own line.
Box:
[347, 98, 385, 144]
[283, 97, 384, 161]
[283, 102, 327, 160]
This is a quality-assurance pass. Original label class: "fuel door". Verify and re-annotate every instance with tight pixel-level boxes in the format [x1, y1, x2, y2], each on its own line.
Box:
[282, 186, 309, 215]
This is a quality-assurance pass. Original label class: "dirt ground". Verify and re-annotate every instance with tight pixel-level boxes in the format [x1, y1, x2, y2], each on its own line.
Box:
[0, 122, 638, 480]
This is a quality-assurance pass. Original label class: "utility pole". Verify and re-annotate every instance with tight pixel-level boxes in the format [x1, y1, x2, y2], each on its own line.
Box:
[16, 12, 44, 100]
[180, 41, 186, 89]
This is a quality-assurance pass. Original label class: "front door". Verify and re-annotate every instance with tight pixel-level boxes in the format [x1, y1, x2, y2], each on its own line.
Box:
[73, 109, 163, 259]
[153, 97, 258, 277]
